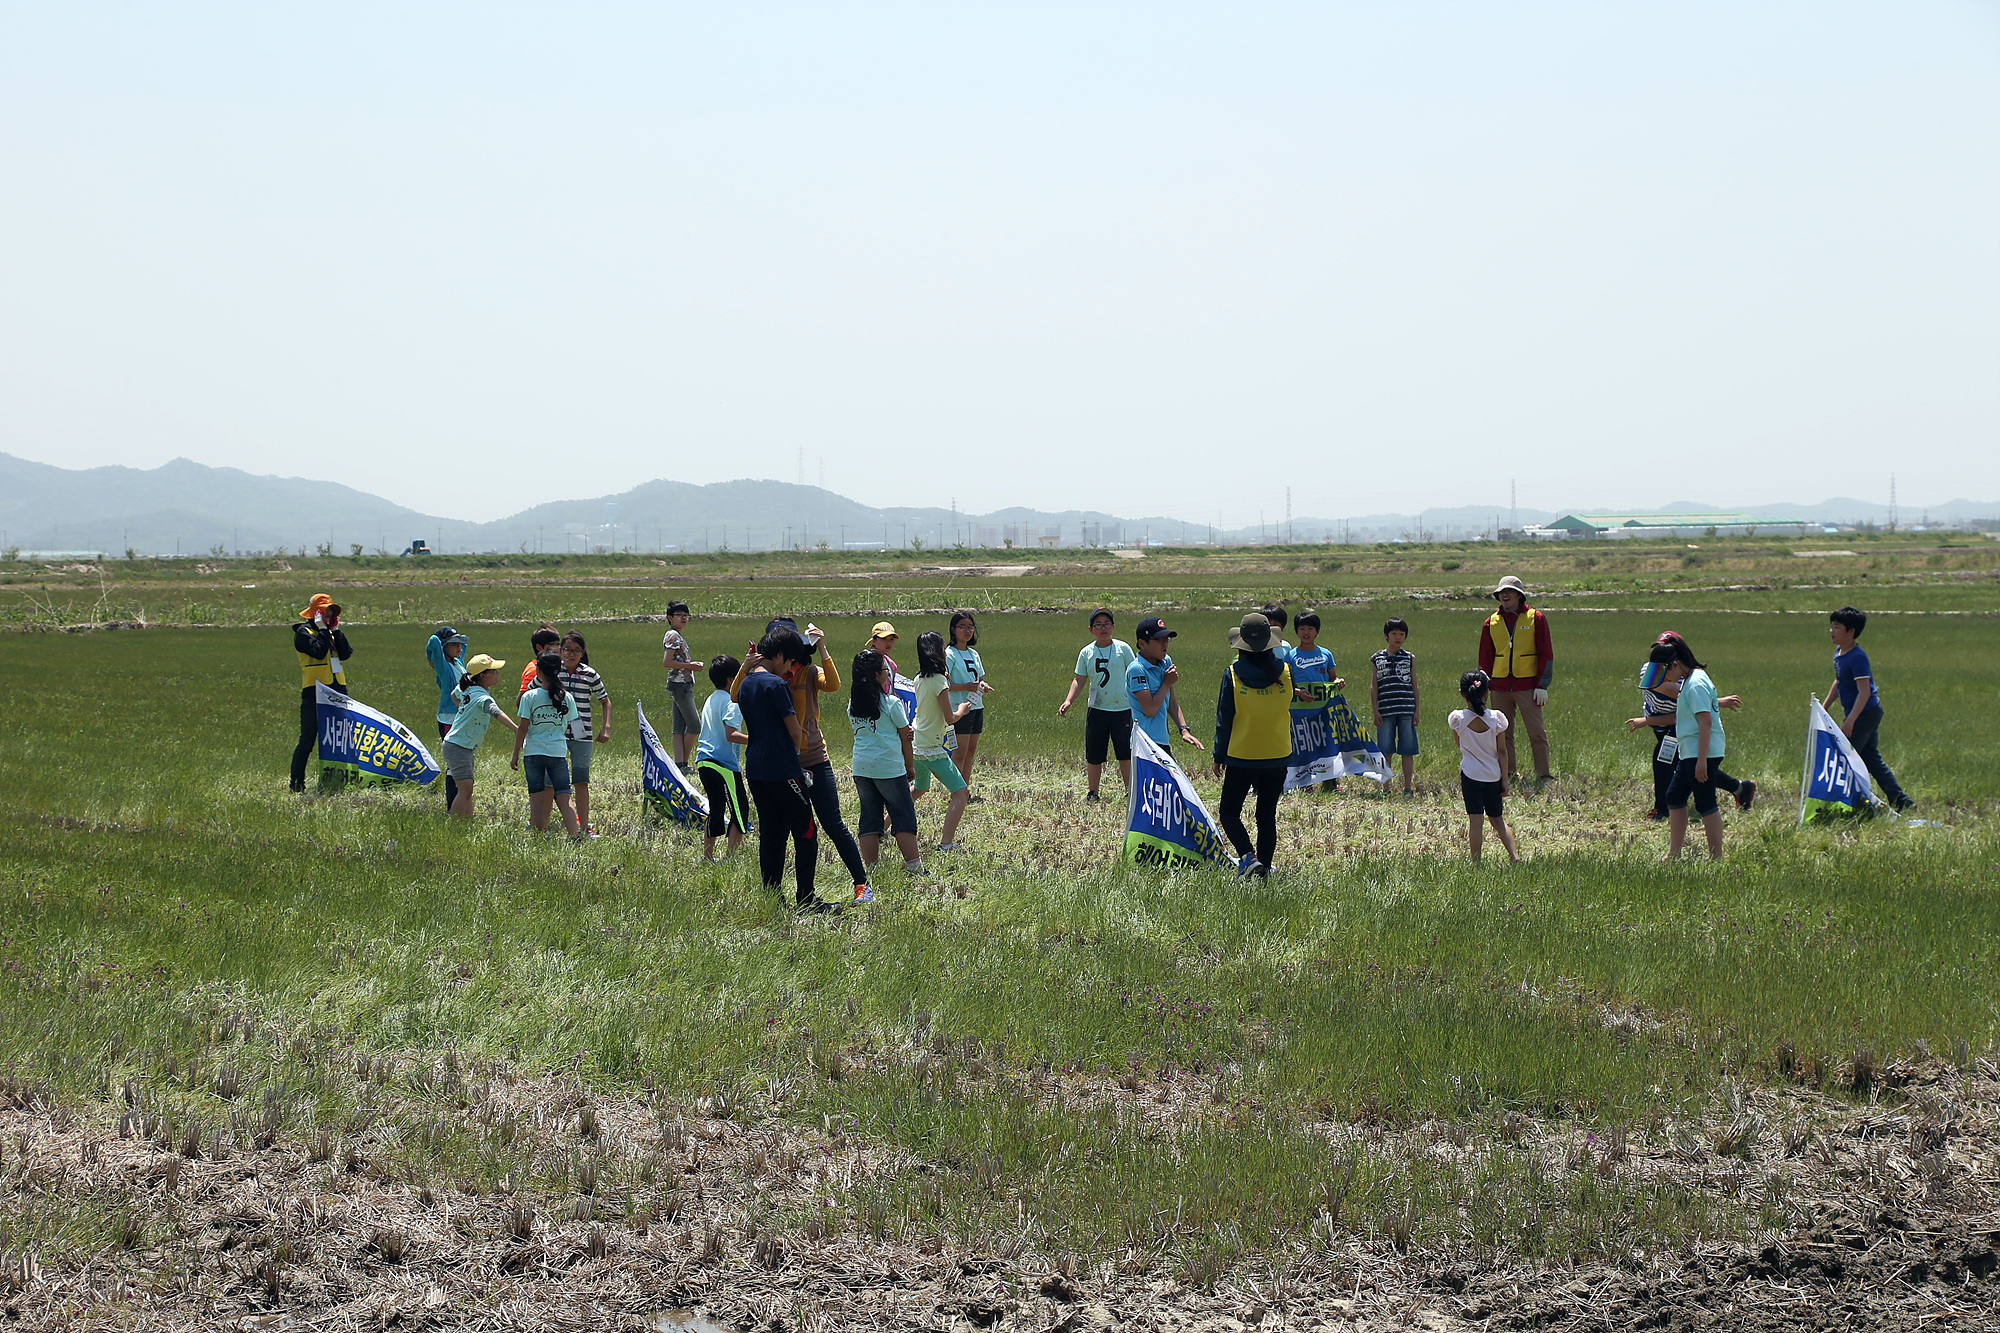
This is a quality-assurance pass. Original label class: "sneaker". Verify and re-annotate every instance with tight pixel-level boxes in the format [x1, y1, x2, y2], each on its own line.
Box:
[1892, 795, 1916, 813]
[583, 828, 602, 840]
[853, 884, 874, 904]
[1734, 779, 1757, 812]
[937, 841, 961, 853]
[1643, 807, 1665, 822]
[966, 793, 985, 805]
[903, 859, 925, 875]
[1235, 855, 1260, 878]
[1401, 788, 1417, 799]
[796, 897, 843, 916]
[1084, 791, 1101, 803]
[1249, 863, 1270, 879]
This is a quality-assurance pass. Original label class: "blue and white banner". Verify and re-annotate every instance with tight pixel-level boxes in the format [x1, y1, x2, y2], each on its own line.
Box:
[638, 699, 708, 826]
[1123, 727, 1235, 870]
[315, 683, 440, 786]
[1284, 683, 1392, 792]
[1800, 695, 1891, 823]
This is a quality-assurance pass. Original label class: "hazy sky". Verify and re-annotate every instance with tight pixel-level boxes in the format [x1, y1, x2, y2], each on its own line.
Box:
[2, 2, 1996, 525]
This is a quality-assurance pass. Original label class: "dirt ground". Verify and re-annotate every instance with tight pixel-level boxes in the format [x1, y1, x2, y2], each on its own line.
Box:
[0, 1051, 1994, 1332]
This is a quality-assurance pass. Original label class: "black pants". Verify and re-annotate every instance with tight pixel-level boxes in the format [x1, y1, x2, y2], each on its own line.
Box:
[291, 683, 347, 790]
[749, 777, 818, 905]
[1651, 728, 1739, 809]
[1219, 766, 1285, 869]
[698, 765, 751, 837]
[1846, 705, 1908, 806]
[805, 760, 870, 886]
[437, 721, 458, 809]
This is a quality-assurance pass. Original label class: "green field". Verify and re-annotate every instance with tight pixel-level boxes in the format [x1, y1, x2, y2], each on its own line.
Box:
[0, 549, 1994, 1323]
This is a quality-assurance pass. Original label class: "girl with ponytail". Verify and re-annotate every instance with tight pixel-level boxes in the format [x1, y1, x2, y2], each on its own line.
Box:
[511, 651, 584, 838]
[1450, 670, 1518, 863]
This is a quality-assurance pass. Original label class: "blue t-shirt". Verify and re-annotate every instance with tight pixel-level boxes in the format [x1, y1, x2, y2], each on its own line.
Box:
[1673, 668, 1726, 759]
[848, 696, 911, 780]
[517, 687, 579, 758]
[946, 645, 985, 713]
[695, 689, 744, 771]
[1288, 644, 1334, 688]
[1834, 645, 1878, 714]
[1125, 655, 1174, 745]
[738, 671, 802, 782]
[1075, 639, 1138, 711]
[442, 685, 503, 749]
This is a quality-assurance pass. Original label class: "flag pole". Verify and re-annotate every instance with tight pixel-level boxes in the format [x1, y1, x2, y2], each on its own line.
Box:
[1799, 694, 1814, 827]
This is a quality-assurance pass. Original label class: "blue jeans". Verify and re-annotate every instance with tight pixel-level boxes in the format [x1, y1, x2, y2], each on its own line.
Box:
[1845, 705, 1907, 806]
[523, 753, 572, 795]
[1376, 715, 1419, 756]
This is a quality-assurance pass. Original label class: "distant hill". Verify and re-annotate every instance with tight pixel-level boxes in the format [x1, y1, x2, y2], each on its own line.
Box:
[0, 453, 1991, 555]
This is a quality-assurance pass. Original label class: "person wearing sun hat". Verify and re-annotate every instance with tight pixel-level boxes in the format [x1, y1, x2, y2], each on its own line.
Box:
[1211, 612, 1295, 878]
[1475, 575, 1554, 786]
[427, 624, 471, 810]
[289, 593, 353, 791]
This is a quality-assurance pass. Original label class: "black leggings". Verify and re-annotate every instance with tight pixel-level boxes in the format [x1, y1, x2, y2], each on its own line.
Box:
[291, 683, 347, 790]
[805, 760, 869, 886]
[749, 777, 819, 906]
[437, 721, 457, 809]
[1219, 766, 1285, 869]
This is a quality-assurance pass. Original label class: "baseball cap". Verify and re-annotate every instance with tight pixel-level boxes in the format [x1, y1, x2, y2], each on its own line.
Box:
[870, 621, 898, 639]
[1135, 616, 1176, 642]
[463, 653, 505, 676]
[1227, 613, 1272, 651]
[1654, 630, 1684, 646]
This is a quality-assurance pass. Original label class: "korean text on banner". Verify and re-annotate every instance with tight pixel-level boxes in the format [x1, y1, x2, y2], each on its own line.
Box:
[638, 699, 709, 826]
[1800, 695, 1891, 824]
[1284, 682, 1391, 792]
[315, 683, 440, 786]
[1123, 727, 1235, 869]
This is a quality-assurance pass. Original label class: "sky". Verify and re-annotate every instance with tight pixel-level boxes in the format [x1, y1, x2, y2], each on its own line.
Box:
[1, 1, 1996, 527]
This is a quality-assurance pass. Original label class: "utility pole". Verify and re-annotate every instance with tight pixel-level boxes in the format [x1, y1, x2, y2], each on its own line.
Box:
[1510, 480, 1517, 533]
[1285, 487, 1292, 544]
[1888, 475, 1898, 531]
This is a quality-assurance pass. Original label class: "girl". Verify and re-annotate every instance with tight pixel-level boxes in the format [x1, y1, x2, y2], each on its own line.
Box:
[910, 632, 974, 851]
[427, 625, 469, 810]
[1648, 639, 1742, 860]
[695, 655, 752, 861]
[1627, 631, 1750, 818]
[512, 652, 584, 837]
[848, 649, 923, 886]
[557, 631, 611, 838]
[1449, 670, 1519, 864]
[945, 611, 993, 791]
[440, 654, 523, 819]
[1210, 613, 1294, 878]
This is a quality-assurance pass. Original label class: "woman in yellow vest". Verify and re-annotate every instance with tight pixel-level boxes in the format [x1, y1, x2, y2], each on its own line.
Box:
[1210, 612, 1294, 878]
[290, 593, 353, 791]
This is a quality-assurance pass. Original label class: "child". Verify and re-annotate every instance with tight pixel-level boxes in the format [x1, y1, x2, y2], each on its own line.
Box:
[440, 653, 522, 818]
[1126, 617, 1203, 751]
[847, 648, 923, 886]
[1627, 631, 1751, 819]
[660, 601, 706, 769]
[1647, 639, 1735, 860]
[1823, 606, 1912, 811]
[945, 611, 993, 789]
[739, 625, 839, 915]
[1057, 608, 1137, 800]
[695, 655, 751, 861]
[1370, 618, 1420, 797]
[911, 631, 975, 850]
[557, 632, 610, 839]
[426, 625, 469, 811]
[1287, 611, 1343, 793]
[519, 625, 560, 695]
[1449, 670, 1518, 863]
[511, 652, 584, 838]
[1262, 604, 1293, 661]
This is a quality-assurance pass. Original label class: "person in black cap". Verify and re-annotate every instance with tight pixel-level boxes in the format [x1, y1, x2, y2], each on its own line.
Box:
[427, 624, 470, 810]
[1127, 617, 1202, 752]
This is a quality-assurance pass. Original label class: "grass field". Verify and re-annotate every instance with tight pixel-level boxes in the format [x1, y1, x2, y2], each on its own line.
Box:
[0, 549, 1995, 1328]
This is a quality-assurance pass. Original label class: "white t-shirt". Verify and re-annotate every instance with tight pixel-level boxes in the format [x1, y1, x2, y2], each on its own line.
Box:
[1449, 707, 1510, 783]
[911, 674, 955, 756]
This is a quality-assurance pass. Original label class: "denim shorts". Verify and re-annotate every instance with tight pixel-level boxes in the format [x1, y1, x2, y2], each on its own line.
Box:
[1664, 756, 1719, 817]
[913, 753, 967, 795]
[566, 738, 593, 785]
[1377, 715, 1419, 756]
[854, 774, 919, 836]
[523, 752, 572, 795]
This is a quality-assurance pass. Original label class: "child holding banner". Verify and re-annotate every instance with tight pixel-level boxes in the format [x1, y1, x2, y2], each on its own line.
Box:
[512, 653, 585, 838]
[1286, 612, 1342, 793]
[1449, 670, 1518, 863]
[1823, 607, 1913, 812]
[442, 654, 523, 818]
[848, 649, 923, 883]
[695, 655, 751, 860]
[1211, 613, 1294, 878]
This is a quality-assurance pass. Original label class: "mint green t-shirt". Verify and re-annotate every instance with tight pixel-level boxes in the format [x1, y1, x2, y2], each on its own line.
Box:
[1075, 639, 1138, 711]
[848, 696, 911, 780]
[518, 687, 580, 759]
[1673, 668, 1726, 758]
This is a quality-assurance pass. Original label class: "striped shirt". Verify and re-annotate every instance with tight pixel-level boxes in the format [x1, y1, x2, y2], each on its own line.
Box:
[1370, 648, 1417, 717]
[1642, 685, 1676, 719]
[558, 663, 609, 740]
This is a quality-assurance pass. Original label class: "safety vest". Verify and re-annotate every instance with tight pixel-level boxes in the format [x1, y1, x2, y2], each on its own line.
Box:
[297, 635, 346, 688]
[1485, 608, 1543, 683]
[1225, 662, 1295, 761]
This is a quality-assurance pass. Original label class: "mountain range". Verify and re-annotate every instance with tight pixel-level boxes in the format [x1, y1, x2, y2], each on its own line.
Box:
[1, 453, 1991, 556]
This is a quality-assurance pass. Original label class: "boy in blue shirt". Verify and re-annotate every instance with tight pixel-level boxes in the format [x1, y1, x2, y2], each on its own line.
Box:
[739, 627, 840, 914]
[1125, 617, 1203, 753]
[1286, 611, 1344, 793]
[1822, 606, 1912, 811]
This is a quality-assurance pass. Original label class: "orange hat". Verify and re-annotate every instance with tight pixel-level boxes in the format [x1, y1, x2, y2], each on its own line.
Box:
[299, 593, 342, 619]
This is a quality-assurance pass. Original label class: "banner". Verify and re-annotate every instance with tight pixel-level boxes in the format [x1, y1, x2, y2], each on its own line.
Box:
[1123, 727, 1236, 869]
[315, 683, 439, 786]
[638, 700, 709, 826]
[1800, 695, 1892, 824]
[1284, 681, 1392, 792]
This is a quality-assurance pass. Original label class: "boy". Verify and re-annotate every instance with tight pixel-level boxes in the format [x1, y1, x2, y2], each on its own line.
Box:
[695, 655, 751, 861]
[1058, 608, 1138, 800]
[1822, 607, 1912, 811]
[1126, 617, 1203, 753]
[660, 601, 706, 768]
[1286, 612, 1343, 793]
[738, 626, 839, 914]
[1262, 605, 1293, 661]
[519, 625, 560, 695]
[1371, 617, 1420, 796]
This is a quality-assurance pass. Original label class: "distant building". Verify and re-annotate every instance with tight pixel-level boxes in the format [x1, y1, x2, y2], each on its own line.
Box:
[1547, 513, 1808, 539]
